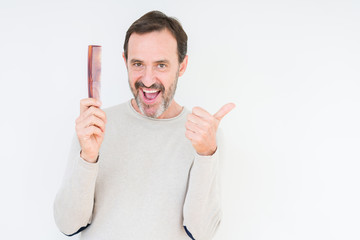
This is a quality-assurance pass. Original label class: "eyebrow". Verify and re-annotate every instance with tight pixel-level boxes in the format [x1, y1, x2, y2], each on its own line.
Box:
[155, 59, 170, 64]
[129, 59, 170, 64]
[130, 59, 143, 64]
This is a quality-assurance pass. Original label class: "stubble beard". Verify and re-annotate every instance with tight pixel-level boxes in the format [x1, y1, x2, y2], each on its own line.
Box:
[129, 72, 179, 118]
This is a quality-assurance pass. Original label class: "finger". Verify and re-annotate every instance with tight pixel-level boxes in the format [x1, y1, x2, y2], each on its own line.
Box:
[192, 106, 212, 120]
[213, 103, 236, 121]
[185, 119, 205, 135]
[80, 98, 102, 114]
[76, 107, 106, 127]
[78, 125, 103, 140]
[81, 106, 107, 123]
[187, 113, 210, 127]
[185, 129, 200, 142]
[185, 129, 193, 140]
[80, 115, 106, 132]
[84, 126, 103, 138]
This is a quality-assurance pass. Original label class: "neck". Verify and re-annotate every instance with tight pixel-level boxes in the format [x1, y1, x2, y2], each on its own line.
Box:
[131, 98, 183, 119]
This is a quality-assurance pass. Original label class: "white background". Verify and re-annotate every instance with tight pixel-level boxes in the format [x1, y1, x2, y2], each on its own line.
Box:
[1, 0, 359, 239]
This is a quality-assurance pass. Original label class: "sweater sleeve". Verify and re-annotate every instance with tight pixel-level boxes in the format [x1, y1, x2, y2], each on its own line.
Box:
[53, 133, 99, 236]
[182, 137, 223, 240]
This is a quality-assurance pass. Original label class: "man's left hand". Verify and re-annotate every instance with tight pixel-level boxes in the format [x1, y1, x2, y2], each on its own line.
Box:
[185, 103, 236, 156]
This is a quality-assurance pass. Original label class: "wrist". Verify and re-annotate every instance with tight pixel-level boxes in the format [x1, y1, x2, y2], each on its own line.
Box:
[197, 146, 217, 156]
[80, 150, 99, 163]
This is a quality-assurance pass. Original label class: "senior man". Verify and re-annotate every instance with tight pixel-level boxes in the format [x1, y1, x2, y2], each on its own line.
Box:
[54, 10, 235, 240]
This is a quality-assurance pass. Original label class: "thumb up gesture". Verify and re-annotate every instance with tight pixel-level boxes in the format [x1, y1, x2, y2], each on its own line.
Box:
[185, 103, 236, 156]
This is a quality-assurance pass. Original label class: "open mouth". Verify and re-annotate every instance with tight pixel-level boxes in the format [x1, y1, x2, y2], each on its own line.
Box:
[141, 88, 161, 104]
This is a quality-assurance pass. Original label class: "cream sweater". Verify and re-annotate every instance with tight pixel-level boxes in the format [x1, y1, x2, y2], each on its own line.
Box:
[54, 100, 222, 240]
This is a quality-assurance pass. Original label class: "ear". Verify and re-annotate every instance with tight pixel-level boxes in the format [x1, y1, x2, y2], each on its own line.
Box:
[178, 55, 188, 77]
[122, 52, 128, 69]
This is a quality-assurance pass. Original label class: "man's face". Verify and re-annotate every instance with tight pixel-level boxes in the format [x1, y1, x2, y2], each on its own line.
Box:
[124, 29, 186, 118]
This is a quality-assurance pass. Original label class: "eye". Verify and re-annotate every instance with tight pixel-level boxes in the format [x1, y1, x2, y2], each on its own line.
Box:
[134, 62, 142, 67]
[158, 63, 166, 69]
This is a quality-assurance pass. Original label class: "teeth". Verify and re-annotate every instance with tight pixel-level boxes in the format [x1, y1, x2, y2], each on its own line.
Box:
[143, 89, 159, 93]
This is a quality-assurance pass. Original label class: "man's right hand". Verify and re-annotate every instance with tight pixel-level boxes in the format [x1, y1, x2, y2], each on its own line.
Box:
[75, 98, 107, 163]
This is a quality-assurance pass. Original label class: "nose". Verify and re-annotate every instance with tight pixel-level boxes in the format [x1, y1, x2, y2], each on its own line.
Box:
[142, 66, 156, 88]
